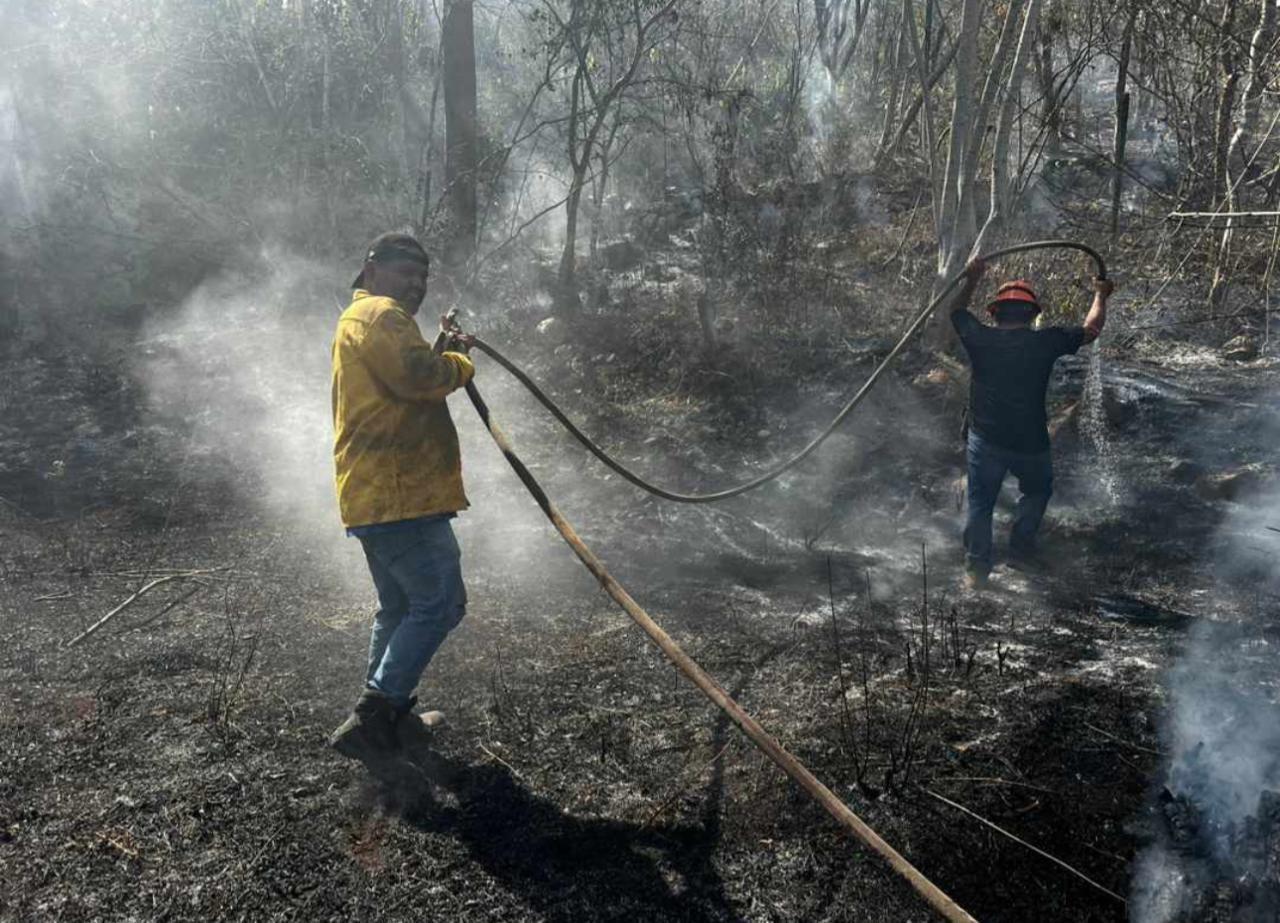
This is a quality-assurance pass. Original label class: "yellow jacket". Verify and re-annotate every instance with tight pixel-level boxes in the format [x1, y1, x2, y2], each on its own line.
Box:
[331, 290, 475, 528]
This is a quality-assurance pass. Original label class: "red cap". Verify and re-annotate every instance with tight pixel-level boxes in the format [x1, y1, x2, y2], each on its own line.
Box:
[986, 279, 1041, 315]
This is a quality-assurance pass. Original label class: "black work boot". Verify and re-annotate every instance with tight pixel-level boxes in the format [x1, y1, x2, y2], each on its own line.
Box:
[329, 688, 400, 763]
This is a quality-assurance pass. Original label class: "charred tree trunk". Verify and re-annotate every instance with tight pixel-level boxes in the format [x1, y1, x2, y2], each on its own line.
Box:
[414, 58, 443, 239]
[588, 114, 622, 265]
[874, 11, 908, 161]
[1035, 13, 1061, 155]
[1213, 0, 1242, 199]
[1109, 6, 1135, 246]
[557, 38, 590, 314]
[935, 0, 988, 280]
[1212, 0, 1276, 312]
[442, 0, 477, 267]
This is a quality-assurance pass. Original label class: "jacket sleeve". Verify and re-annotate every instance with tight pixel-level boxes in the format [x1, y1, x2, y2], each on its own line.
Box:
[361, 309, 473, 402]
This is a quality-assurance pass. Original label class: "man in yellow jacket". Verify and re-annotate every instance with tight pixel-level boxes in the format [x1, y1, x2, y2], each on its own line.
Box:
[328, 232, 476, 764]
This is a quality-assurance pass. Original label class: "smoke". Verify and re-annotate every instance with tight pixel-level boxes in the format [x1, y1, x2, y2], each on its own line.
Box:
[134, 252, 596, 605]
[1129, 406, 1280, 922]
[134, 252, 361, 592]
[1129, 620, 1280, 922]
[804, 51, 838, 152]
[94, 162, 965, 652]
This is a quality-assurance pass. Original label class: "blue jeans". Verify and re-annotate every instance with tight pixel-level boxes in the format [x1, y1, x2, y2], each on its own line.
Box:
[355, 517, 467, 708]
[964, 431, 1053, 575]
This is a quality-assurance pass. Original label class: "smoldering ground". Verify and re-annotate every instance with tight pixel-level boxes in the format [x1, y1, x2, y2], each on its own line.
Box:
[1129, 401, 1280, 923]
[1129, 616, 1280, 923]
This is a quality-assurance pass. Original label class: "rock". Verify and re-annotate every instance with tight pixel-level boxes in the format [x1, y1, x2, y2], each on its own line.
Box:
[536, 317, 568, 345]
[1167, 459, 1204, 484]
[1221, 334, 1259, 361]
[599, 239, 645, 272]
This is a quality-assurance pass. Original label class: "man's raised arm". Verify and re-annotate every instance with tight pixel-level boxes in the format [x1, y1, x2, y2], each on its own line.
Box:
[1082, 278, 1113, 343]
[950, 258, 986, 334]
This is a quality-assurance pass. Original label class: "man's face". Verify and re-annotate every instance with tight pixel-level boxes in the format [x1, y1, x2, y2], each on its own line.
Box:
[366, 259, 429, 314]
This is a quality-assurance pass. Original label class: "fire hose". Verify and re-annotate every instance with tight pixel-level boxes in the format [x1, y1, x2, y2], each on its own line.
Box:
[464, 240, 1107, 503]
[444, 240, 1108, 922]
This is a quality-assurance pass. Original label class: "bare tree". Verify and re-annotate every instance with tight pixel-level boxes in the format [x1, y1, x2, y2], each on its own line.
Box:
[1211, 0, 1278, 309]
[443, 0, 478, 266]
[980, 0, 1043, 244]
[1109, 4, 1136, 246]
[541, 0, 677, 312]
[814, 0, 872, 78]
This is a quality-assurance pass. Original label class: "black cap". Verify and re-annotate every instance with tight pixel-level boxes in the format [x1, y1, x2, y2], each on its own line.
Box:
[352, 232, 430, 288]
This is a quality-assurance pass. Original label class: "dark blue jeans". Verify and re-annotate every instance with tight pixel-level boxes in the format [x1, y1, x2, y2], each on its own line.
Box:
[964, 430, 1053, 575]
[355, 517, 467, 709]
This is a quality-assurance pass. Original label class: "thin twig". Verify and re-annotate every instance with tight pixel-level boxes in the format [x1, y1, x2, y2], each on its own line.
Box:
[35, 591, 73, 602]
[827, 556, 858, 764]
[66, 568, 225, 648]
[925, 789, 1127, 905]
[102, 834, 140, 859]
[118, 583, 205, 634]
[938, 776, 1056, 794]
[1083, 721, 1160, 756]
[881, 187, 926, 269]
[477, 742, 525, 783]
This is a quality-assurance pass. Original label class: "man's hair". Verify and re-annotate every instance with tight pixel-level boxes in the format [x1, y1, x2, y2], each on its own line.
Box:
[991, 301, 1039, 325]
[352, 232, 430, 287]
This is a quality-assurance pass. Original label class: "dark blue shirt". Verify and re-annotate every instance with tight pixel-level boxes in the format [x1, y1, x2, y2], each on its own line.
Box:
[952, 309, 1086, 453]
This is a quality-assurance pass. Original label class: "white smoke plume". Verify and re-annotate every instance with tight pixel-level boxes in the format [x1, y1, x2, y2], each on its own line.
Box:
[134, 251, 583, 606]
[1130, 405, 1280, 922]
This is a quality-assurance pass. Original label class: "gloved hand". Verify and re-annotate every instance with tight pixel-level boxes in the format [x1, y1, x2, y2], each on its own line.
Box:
[1093, 277, 1114, 298]
[443, 351, 475, 388]
[437, 311, 475, 354]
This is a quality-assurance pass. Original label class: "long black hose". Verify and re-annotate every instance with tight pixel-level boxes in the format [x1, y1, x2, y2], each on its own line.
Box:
[468, 239, 1107, 503]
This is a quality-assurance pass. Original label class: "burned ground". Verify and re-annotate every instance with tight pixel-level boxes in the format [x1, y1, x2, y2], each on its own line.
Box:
[2, 319, 1279, 923]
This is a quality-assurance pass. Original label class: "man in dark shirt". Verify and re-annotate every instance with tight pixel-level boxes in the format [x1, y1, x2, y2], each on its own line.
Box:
[951, 260, 1113, 587]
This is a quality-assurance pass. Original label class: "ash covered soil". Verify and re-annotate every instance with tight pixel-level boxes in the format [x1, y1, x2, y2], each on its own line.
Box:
[2, 320, 1279, 923]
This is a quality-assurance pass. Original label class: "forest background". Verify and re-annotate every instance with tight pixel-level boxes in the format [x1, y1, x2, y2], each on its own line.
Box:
[6, 0, 1278, 358]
